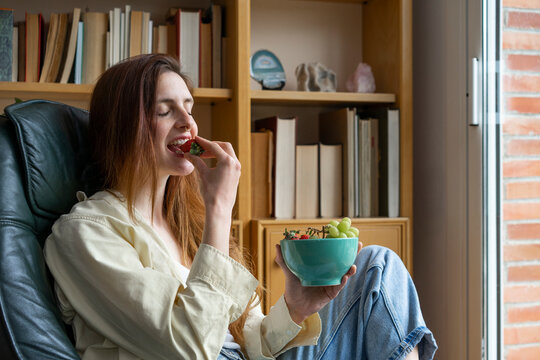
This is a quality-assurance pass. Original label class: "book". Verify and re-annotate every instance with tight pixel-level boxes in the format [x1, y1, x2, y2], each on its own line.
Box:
[74, 21, 83, 84]
[166, 23, 176, 57]
[156, 25, 168, 53]
[254, 116, 297, 219]
[129, 10, 142, 57]
[11, 25, 17, 81]
[211, 4, 222, 88]
[0, 8, 13, 81]
[46, 13, 69, 82]
[358, 118, 371, 217]
[295, 144, 319, 219]
[59, 8, 81, 83]
[17, 21, 25, 81]
[369, 118, 379, 216]
[319, 107, 356, 217]
[141, 11, 150, 54]
[363, 107, 400, 217]
[199, 20, 212, 88]
[124, 5, 131, 60]
[112, 8, 121, 64]
[179, 9, 200, 87]
[25, 13, 43, 82]
[251, 131, 273, 218]
[82, 12, 108, 84]
[39, 13, 59, 82]
[319, 143, 342, 218]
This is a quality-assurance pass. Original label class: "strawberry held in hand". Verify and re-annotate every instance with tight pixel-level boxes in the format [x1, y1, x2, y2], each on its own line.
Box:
[179, 138, 205, 156]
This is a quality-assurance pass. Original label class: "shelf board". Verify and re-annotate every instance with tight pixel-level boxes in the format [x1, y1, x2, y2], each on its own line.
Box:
[250, 89, 396, 105]
[253, 217, 409, 225]
[0, 82, 232, 103]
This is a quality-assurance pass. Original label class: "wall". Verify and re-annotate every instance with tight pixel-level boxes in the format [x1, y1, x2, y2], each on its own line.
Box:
[502, 0, 540, 359]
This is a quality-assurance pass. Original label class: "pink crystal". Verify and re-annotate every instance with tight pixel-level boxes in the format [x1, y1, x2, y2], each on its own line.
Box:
[346, 63, 376, 93]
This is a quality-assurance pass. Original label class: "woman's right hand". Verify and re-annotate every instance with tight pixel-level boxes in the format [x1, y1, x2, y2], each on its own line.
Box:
[184, 136, 241, 254]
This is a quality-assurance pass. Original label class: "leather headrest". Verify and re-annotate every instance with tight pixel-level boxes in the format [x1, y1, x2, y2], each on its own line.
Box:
[5, 100, 90, 219]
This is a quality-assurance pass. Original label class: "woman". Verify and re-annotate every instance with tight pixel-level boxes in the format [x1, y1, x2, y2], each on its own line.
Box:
[44, 54, 437, 360]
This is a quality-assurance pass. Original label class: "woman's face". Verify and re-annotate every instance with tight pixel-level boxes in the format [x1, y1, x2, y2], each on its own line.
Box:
[153, 71, 198, 177]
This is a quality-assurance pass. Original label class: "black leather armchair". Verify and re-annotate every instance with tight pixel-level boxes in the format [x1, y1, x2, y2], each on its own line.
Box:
[0, 99, 91, 359]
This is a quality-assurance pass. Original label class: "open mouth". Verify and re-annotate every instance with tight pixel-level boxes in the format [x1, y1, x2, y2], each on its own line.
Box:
[167, 138, 189, 155]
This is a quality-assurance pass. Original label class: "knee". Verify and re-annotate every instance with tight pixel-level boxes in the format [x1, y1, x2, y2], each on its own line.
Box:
[355, 245, 405, 273]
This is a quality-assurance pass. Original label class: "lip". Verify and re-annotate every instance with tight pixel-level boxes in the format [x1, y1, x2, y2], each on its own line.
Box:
[167, 135, 192, 157]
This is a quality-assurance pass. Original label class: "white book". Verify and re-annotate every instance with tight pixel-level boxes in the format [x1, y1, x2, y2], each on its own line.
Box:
[180, 10, 200, 87]
[148, 20, 153, 54]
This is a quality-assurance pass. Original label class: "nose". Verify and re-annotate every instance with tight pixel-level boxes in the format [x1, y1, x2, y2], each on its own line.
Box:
[174, 109, 194, 130]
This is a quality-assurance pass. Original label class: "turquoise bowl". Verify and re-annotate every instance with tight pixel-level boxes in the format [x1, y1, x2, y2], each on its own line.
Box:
[280, 237, 359, 286]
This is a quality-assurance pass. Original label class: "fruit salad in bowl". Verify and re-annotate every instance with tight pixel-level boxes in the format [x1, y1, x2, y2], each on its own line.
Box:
[280, 218, 359, 286]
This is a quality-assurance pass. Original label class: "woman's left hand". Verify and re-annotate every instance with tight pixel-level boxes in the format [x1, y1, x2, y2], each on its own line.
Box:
[274, 243, 362, 324]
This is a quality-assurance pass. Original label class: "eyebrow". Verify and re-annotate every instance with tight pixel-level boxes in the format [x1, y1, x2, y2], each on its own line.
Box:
[157, 97, 194, 105]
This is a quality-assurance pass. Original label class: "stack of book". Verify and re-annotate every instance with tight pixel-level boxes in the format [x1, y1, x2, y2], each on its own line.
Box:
[251, 107, 400, 220]
[0, 5, 224, 87]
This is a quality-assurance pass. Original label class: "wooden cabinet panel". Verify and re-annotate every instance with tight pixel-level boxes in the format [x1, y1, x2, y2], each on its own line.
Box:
[252, 218, 411, 313]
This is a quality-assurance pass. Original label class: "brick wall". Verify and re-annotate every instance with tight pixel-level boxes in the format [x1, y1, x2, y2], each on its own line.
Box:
[503, 1, 540, 359]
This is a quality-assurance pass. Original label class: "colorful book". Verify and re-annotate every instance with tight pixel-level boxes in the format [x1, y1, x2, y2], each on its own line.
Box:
[0, 8, 13, 81]
[59, 8, 81, 83]
[25, 12, 43, 82]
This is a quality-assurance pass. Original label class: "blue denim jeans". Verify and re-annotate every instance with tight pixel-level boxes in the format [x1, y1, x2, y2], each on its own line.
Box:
[220, 246, 438, 360]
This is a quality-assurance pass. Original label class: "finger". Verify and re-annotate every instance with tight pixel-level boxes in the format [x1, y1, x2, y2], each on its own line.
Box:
[194, 136, 229, 161]
[213, 141, 239, 161]
[357, 242, 363, 255]
[274, 244, 295, 278]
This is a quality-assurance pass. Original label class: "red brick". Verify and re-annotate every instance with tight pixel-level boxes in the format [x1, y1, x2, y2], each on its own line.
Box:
[504, 202, 540, 220]
[507, 10, 540, 29]
[506, 139, 540, 155]
[507, 346, 540, 360]
[504, 0, 540, 9]
[504, 74, 540, 92]
[504, 160, 540, 177]
[504, 244, 540, 261]
[504, 325, 540, 344]
[506, 54, 540, 72]
[507, 305, 540, 323]
[506, 97, 540, 114]
[503, 117, 540, 135]
[505, 284, 540, 303]
[508, 223, 540, 239]
[507, 182, 540, 199]
[508, 265, 540, 281]
[503, 31, 540, 50]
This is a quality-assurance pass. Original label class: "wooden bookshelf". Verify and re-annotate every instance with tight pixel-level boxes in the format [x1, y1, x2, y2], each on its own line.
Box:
[1, 0, 413, 314]
[251, 89, 396, 105]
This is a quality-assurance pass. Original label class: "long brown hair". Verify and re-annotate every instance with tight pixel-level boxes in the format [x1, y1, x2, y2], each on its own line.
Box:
[89, 54, 261, 347]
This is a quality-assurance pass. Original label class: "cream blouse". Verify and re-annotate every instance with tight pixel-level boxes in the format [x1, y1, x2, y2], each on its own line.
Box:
[44, 191, 321, 360]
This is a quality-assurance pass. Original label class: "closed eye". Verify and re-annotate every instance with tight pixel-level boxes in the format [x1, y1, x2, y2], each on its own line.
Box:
[158, 110, 171, 117]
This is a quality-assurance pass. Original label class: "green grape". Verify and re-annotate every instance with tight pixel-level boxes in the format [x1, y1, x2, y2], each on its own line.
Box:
[342, 217, 351, 224]
[328, 225, 340, 238]
[329, 220, 339, 227]
[349, 226, 359, 237]
[337, 220, 350, 233]
[345, 230, 355, 238]
[338, 232, 348, 239]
